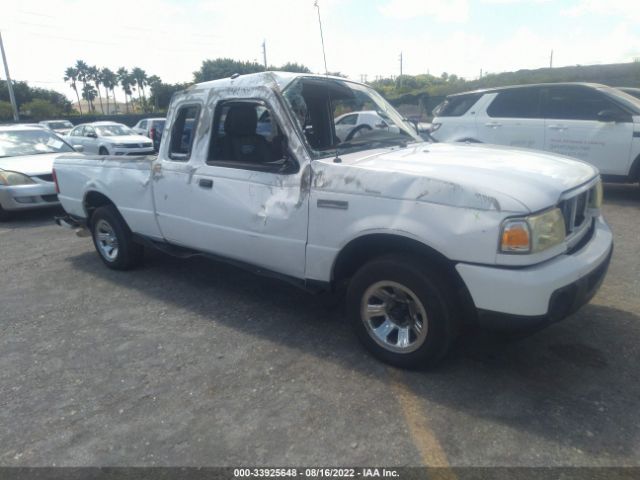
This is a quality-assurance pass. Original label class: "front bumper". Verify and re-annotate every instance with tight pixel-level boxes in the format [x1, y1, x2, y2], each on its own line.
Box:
[0, 183, 59, 211]
[456, 217, 613, 330]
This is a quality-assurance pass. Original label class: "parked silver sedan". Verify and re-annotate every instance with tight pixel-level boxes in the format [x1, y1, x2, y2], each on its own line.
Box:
[66, 121, 154, 156]
[0, 125, 77, 220]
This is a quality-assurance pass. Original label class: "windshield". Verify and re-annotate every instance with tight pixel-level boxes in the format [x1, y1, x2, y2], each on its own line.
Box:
[0, 129, 75, 158]
[598, 86, 640, 114]
[283, 77, 423, 159]
[95, 124, 134, 137]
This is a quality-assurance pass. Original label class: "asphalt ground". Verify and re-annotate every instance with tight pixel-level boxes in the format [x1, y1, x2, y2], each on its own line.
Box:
[0, 184, 638, 468]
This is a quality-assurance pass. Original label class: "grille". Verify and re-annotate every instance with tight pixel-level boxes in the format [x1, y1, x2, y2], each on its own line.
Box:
[559, 188, 590, 235]
[124, 143, 152, 148]
[35, 174, 54, 182]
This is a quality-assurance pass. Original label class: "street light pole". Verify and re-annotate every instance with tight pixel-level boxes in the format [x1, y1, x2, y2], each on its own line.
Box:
[0, 31, 19, 122]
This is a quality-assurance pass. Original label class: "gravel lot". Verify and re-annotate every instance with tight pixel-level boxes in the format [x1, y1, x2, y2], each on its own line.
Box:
[1, 184, 639, 468]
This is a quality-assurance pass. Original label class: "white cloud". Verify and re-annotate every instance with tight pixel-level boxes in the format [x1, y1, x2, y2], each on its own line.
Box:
[562, 0, 640, 22]
[378, 0, 469, 22]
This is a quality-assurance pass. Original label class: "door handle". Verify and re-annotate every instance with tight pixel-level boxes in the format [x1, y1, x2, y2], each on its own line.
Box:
[484, 122, 502, 128]
[548, 124, 567, 131]
[198, 178, 213, 189]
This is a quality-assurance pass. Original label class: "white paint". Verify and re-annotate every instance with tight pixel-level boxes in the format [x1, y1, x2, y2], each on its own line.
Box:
[54, 72, 613, 319]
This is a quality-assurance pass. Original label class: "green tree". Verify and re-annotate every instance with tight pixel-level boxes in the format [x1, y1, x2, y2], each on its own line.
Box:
[276, 62, 311, 73]
[75, 60, 92, 111]
[64, 67, 82, 114]
[193, 58, 265, 82]
[101, 68, 118, 113]
[87, 65, 104, 114]
[0, 100, 12, 121]
[131, 67, 148, 112]
[20, 98, 62, 118]
[82, 84, 97, 111]
[117, 67, 132, 113]
[147, 74, 162, 112]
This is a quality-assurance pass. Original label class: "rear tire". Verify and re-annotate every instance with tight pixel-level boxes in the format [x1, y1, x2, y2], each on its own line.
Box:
[347, 254, 458, 369]
[99, 147, 109, 155]
[90, 205, 143, 270]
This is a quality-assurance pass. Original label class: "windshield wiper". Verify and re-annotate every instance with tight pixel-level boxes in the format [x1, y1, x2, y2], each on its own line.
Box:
[338, 137, 409, 150]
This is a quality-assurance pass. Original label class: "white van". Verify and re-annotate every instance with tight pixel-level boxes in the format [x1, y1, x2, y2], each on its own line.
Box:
[431, 83, 640, 183]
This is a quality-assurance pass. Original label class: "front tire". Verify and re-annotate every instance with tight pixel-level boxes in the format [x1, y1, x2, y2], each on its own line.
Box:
[347, 254, 458, 369]
[0, 204, 10, 222]
[90, 205, 143, 270]
[99, 147, 109, 155]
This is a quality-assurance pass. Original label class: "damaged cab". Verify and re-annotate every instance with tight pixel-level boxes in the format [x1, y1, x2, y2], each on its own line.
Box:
[53, 72, 613, 368]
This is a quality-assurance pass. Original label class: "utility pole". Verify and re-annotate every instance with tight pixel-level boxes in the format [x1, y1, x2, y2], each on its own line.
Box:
[399, 51, 403, 88]
[549, 49, 553, 69]
[0, 31, 19, 122]
[262, 40, 268, 69]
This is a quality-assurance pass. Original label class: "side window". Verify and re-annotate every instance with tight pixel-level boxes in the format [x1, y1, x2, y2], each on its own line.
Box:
[337, 114, 357, 126]
[139, 120, 147, 129]
[207, 100, 291, 171]
[544, 87, 624, 121]
[437, 93, 482, 117]
[487, 88, 541, 118]
[169, 105, 200, 161]
[84, 126, 96, 137]
[71, 126, 84, 136]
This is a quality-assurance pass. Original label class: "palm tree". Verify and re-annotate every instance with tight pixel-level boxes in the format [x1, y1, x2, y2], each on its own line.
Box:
[131, 67, 148, 112]
[101, 68, 118, 114]
[81, 84, 98, 111]
[88, 65, 104, 114]
[75, 60, 91, 111]
[117, 68, 132, 113]
[147, 75, 161, 112]
[64, 67, 82, 114]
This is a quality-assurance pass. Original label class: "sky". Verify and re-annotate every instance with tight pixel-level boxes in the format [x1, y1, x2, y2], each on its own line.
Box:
[1, 0, 639, 101]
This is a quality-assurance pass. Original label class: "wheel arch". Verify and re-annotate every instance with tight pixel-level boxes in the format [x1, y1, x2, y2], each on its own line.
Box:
[629, 152, 640, 182]
[83, 190, 117, 224]
[331, 233, 476, 321]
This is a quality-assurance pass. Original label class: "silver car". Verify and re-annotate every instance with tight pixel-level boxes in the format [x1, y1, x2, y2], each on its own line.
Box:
[0, 125, 76, 220]
[39, 119, 74, 136]
[66, 121, 154, 156]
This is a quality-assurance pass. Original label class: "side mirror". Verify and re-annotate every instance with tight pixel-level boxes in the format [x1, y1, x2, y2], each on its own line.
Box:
[597, 109, 629, 123]
[86, 132, 97, 138]
[73, 145, 84, 153]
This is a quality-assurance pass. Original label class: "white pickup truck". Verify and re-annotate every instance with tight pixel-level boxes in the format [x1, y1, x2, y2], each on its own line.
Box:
[53, 72, 613, 368]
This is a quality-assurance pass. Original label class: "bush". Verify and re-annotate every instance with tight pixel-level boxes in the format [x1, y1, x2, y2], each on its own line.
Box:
[20, 99, 63, 118]
[0, 100, 13, 121]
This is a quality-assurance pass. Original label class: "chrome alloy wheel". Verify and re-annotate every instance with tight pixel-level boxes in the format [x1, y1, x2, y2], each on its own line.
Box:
[94, 219, 119, 262]
[360, 280, 429, 353]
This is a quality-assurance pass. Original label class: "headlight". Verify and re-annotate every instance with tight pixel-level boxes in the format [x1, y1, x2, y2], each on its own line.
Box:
[0, 170, 36, 186]
[500, 208, 566, 254]
[589, 180, 603, 209]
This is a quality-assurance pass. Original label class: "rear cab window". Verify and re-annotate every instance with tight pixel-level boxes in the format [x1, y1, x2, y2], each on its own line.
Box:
[169, 105, 201, 161]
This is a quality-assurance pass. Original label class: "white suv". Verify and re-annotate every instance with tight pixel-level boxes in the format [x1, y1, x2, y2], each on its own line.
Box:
[431, 83, 640, 183]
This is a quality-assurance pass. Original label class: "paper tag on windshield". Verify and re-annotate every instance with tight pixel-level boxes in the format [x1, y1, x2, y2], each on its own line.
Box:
[47, 138, 64, 149]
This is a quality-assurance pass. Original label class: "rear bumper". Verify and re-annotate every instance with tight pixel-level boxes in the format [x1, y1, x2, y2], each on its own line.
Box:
[0, 183, 59, 211]
[456, 217, 613, 330]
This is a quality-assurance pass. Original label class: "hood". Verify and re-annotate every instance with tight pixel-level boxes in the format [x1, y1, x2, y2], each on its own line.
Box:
[312, 142, 598, 213]
[102, 134, 151, 144]
[0, 153, 61, 176]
